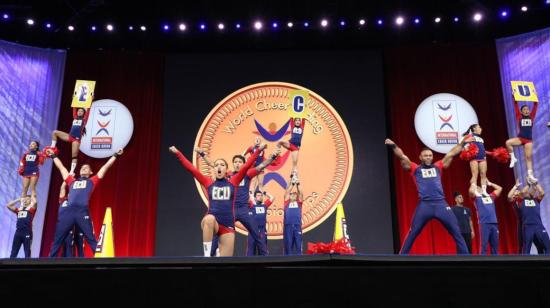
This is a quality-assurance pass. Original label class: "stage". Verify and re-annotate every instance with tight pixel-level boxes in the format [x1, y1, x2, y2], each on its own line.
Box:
[2, 255, 550, 306]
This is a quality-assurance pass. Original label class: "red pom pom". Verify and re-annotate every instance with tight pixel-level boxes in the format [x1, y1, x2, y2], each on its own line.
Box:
[18, 166, 24, 176]
[306, 238, 356, 255]
[460, 143, 479, 161]
[486, 147, 510, 164]
[42, 146, 59, 157]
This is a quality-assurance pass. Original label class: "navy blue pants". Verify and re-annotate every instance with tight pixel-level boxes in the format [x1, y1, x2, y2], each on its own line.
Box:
[10, 232, 31, 258]
[61, 226, 85, 257]
[247, 227, 268, 256]
[523, 224, 550, 254]
[479, 223, 499, 255]
[400, 200, 469, 254]
[518, 223, 546, 254]
[283, 224, 302, 255]
[49, 207, 97, 257]
[211, 207, 267, 256]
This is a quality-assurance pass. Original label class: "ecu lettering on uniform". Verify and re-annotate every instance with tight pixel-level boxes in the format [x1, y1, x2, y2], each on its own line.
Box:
[521, 119, 532, 126]
[293, 127, 303, 135]
[288, 201, 299, 208]
[212, 186, 231, 200]
[525, 199, 536, 207]
[73, 119, 83, 126]
[421, 168, 437, 178]
[255, 207, 266, 214]
[73, 180, 88, 189]
[481, 196, 493, 204]
[26, 155, 36, 162]
[18, 211, 28, 218]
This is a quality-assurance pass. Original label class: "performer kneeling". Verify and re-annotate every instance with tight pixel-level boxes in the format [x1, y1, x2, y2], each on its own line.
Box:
[469, 181, 502, 255]
[385, 138, 469, 254]
[6, 195, 37, 258]
[170, 145, 261, 257]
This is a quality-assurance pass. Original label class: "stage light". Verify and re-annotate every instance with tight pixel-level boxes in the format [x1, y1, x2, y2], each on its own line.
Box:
[162, 24, 170, 31]
[435, 17, 441, 23]
[473, 13, 483, 22]
[236, 23, 241, 29]
[2, 13, 9, 20]
[178, 23, 186, 31]
[304, 21, 309, 27]
[106, 24, 114, 31]
[217, 23, 224, 30]
[414, 18, 420, 24]
[91, 25, 97, 31]
[453, 17, 459, 22]
[128, 25, 134, 31]
[377, 19, 383, 25]
[340, 20, 346, 26]
[521, 6, 528, 12]
[500, 10, 509, 17]
[140, 25, 146, 31]
[254, 21, 262, 30]
[321, 19, 328, 27]
[287, 21, 293, 28]
[546, 0, 550, 5]
[68, 25, 75, 31]
[272, 22, 278, 28]
[45, 23, 52, 29]
[26, 19, 34, 26]
[359, 19, 366, 25]
[199, 23, 206, 30]
[395, 16, 404, 26]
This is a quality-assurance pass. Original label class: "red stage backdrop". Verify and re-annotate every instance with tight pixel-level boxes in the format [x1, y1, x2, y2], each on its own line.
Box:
[40, 51, 163, 257]
[385, 43, 517, 254]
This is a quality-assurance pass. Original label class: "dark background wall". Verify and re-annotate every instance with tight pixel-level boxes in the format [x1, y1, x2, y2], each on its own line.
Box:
[156, 49, 393, 256]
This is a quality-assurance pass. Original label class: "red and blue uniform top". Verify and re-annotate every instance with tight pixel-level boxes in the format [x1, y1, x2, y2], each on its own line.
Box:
[514, 102, 538, 140]
[472, 192, 498, 224]
[65, 175, 101, 208]
[15, 206, 36, 234]
[249, 198, 273, 228]
[174, 150, 260, 225]
[284, 198, 303, 225]
[516, 196, 544, 225]
[228, 167, 260, 210]
[464, 133, 486, 160]
[245, 145, 265, 167]
[289, 118, 306, 147]
[409, 160, 445, 201]
[69, 116, 85, 140]
[58, 196, 69, 216]
[19, 149, 44, 176]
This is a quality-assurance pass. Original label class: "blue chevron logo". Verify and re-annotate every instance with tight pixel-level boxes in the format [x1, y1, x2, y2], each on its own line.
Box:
[254, 119, 290, 142]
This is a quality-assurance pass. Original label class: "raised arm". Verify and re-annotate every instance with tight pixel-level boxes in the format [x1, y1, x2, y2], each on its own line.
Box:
[195, 147, 215, 168]
[284, 181, 294, 201]
[385, 139, 412, 171]
[296, 180, 304, 202]
[535, 183, 545, 200]
[253, 147, 281, 173]
[531, 101, 538, 120]
[507, 179, 521, 202]
[265, 191, 275, 205]
[59, 181, 67, 199]
[29, 196, 37, 209]
[47, 149, 69, 180]
[170, 146, 212, 187]
[441, 138, 468, 169]
[5, 198, 21, 213]
[230, 144, 263, 186]
[513, 100, 521, 121]
[488, 181, 503, 198]
[97, 148, 123, 179]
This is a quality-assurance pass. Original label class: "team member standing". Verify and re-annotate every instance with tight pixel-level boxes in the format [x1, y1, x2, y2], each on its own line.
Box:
[247, 190, 274, 256]
[385, 138, 469, 254]
[469, 181, 503, 255]
[505, 101, 538, 183]
[51, 107, 89, 175]
[47, 148, 123, 257]
[278, 117, 305, 177]
[6, 195, 37, 258]
[508, 179, 545, 254]
[57, 181, 84, 257]
[170, 145, 261, 257]
[18, 140, 44, 200]
[451, 192, 475, 253]
[462, 124, 490, 196]
[509, 180, 550, 254]
[283, 177, 304, 255]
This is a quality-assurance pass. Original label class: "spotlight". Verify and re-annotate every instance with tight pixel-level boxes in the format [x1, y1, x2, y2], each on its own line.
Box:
[68, 25, 75, 31]
[129, 26, 134, 31]
[254, 21, 262, 30]
[217, 23, 224, 30]
[359, 19, 366, 25]
[2, 13, 9, 20]
[287, 22, 293, 28]
[106, 24, 114, 31]
[500, 10, 509, 17]
[377, 19, 383, 25]
[304, 21, 309, 27]
[272, 22, 278, 28]
[236, 23, 241, 29]
[395, 16, 404, 26]
[162, 24, 170, 31]
[321, 19, 328, 27]
[435, 17, 441, 23]
[178, 23, 186, 31]
[199, 23, 206, 30]
[45, 23, 52, 29]
[91, 25, 97, 31]
[414, 18, 420, 24]
[521, 6, 528, 12]
[454, 17, 460, 22]
[340, 20, 346, 26]
[26, 19, 34, 26]
[140, 25, 146, 31]
[473, 13, 483, 22]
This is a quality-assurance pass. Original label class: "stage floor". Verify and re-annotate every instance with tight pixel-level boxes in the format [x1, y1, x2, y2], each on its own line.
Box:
[2, 255, 550, 307]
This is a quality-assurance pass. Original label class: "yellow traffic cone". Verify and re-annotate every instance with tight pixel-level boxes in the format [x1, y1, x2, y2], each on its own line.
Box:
[333, 203, 350, 242]
[94, 207, 115, 257]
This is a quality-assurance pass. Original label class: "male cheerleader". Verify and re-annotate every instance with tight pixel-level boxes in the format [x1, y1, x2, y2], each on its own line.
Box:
[6, 195, 37, 258]
[469, 181, 502, 254]
[47, 148, 123, 257]
[385, 138, 469, 254]
[247, 190, 274, 256]
[508, 179, 545, 254]
[451, 192, 475, 253]
[57, 181, 84, 257]
[283, 176, 303, 255]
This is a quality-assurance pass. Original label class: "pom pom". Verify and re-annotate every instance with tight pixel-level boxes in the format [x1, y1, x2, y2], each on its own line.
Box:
[460, 143, 479, 161]
[486, 147, 510, 164]
[18, 166, 24, 176]
[306, 238, 356, 255]
[42, 146, 59, 157]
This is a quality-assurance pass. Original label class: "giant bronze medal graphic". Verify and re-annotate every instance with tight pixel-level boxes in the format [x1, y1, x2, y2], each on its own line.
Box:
[194, 82, 353, 238]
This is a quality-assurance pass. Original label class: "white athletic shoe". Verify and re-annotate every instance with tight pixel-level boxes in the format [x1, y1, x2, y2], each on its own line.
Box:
[527, 175, 538, 185]
[509, 156, 517, 168]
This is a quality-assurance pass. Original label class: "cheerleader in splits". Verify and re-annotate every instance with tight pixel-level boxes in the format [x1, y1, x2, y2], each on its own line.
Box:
[18, 140, 44, 200]
[278, 117, 305, 177]
[51, 107, 89, 175]
[505, 101, 539, 183]
[462, 124, 490, 196]
[169, 145, 262, 257]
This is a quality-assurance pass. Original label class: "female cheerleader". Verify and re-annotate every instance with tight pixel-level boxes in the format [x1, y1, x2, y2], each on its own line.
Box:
[51, 107, 89, 175]
[169, 144, 263, 257]
[18, 140, 44, 200]
[462, 124, 490, 196]
[278, 117, 305, 177]
[505, 101, 538, 183]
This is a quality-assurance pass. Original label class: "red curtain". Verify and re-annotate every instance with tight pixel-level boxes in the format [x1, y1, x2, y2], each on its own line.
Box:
[385, 43, 517, 254]
[40, 51, 163, 257]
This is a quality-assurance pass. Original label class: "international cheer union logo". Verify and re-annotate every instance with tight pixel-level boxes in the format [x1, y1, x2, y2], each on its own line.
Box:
[414, 93, 478, 154]
[80, 99, 134, 159]
[194, 82, 354, 238]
